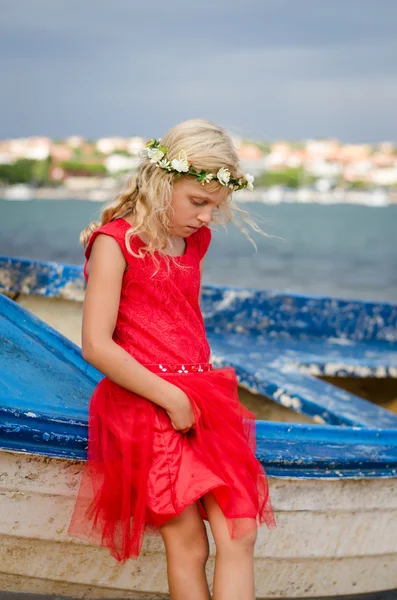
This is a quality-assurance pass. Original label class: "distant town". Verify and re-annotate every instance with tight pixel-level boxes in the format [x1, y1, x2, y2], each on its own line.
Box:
[1, 135, 396, 205]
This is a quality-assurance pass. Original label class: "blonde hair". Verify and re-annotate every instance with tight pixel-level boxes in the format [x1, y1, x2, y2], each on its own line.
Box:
[80, 118, 265, 263]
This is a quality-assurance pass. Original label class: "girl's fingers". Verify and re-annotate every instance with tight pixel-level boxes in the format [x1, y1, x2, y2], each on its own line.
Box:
[171, 420, 194, 433]
[172, 425, 191, 434]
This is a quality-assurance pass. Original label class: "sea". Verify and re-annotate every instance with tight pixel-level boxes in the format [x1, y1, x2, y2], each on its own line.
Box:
[1, 198, 397, 303]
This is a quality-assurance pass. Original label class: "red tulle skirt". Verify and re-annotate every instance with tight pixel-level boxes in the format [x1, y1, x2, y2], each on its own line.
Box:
[67, 365, 277, 562]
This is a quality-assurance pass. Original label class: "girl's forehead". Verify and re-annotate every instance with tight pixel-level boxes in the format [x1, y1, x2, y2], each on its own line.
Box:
[177, 179, 230, 203]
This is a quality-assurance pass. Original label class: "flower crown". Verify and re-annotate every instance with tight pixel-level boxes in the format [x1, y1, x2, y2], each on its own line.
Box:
[144, 139, 254, 192]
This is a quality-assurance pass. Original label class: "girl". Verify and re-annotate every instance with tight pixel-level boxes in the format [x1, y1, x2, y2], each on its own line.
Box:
[68, 118, 277, 600]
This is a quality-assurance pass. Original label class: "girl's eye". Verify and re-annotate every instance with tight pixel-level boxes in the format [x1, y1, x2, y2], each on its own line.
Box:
[191, 199, 205, 206]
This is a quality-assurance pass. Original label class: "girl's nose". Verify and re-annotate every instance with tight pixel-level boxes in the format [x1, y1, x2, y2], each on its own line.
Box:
[197, 211, 212, 224]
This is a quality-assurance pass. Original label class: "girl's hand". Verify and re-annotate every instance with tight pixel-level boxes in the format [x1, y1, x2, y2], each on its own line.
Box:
[166, 390, 196, 434]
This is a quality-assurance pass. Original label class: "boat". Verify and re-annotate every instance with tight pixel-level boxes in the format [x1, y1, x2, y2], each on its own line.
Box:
[1, 254, 397, 599]
[3, 184, 35, 201]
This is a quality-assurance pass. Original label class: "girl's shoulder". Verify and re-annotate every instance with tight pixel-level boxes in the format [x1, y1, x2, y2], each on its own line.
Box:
[190, 226, 212, 261]
[83, 219, 137, 281]
[84, 218, 131, 262]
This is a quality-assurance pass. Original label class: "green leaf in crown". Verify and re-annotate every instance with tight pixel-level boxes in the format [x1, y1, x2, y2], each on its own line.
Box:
[196, 170, 208, 182]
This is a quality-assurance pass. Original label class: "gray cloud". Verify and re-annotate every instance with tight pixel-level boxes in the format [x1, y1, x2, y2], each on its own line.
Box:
[1, 0, 396, 142]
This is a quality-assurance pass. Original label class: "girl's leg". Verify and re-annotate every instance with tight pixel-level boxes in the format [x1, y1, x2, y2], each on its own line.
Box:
[201, 492, 257, 600]
[159, 502, 211, 600]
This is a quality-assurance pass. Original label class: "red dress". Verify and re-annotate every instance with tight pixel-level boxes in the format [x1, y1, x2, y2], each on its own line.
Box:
[68, 218, 276, 562]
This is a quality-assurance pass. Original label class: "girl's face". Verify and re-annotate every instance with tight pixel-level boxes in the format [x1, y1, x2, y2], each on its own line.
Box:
[169, 179, 230, 237]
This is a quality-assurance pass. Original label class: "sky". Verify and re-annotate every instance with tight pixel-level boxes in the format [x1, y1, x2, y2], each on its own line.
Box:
[1, 0, 396, 143]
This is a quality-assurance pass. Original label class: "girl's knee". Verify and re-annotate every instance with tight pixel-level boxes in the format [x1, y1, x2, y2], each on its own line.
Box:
[188, 533, 210, 565]
[216, 529, 257, 557]
[160, 506, 210, 565]
[166, 529, 209, 566]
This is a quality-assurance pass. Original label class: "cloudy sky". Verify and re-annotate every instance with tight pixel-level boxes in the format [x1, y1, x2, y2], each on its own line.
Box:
[1, 0, 396, 142]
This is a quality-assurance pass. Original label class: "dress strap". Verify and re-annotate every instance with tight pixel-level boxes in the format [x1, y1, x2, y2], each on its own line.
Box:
[85, 219, 131, 260]
[84, 219, 136, 279]
[192, 226, 212, 260]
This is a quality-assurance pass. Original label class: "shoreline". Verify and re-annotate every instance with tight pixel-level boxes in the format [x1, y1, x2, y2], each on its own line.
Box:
[1, 185, 396, 207]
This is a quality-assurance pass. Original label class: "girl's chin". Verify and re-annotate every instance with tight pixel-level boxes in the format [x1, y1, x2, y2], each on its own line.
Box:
[169, 225, 198, 237]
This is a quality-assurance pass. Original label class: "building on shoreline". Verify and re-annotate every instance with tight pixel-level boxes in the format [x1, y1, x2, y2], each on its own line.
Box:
[0, 135, 396, 198]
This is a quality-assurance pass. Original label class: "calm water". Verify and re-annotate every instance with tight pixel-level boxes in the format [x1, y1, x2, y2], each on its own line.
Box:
[1, 199, 397, 303]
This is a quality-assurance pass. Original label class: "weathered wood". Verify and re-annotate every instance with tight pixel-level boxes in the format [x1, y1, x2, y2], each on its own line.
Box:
[0, 451, 396, 598]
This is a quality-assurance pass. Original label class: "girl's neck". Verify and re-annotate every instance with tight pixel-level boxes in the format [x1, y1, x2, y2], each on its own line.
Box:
[121, 215, 186, 257]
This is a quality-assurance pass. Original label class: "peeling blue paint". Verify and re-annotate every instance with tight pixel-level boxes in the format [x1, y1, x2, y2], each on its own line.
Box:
[1, 256, 397, 479]
[209, 341, 397, 429]
[0, 255, 85, 300]
[202, 286, 397, 344]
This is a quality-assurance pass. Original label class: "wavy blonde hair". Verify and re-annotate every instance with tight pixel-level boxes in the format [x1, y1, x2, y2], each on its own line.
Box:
[80, 118, 265, 265]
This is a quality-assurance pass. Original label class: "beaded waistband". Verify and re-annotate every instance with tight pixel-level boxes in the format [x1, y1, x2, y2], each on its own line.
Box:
[145, 363, 213, 374]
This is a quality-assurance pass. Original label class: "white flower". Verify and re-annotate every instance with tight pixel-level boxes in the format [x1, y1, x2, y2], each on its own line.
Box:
[158, 158, 171, 170]
[200, 173, 214, 185]
[146, 147, 165, 163]
[217, 167, 231, 186]
[171, 158, 189, 172]
[245, 173, 255, 190]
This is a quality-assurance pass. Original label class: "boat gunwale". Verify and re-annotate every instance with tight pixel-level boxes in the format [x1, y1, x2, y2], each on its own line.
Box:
[1, 253, 397, 308]
[1, 403, 397, 478]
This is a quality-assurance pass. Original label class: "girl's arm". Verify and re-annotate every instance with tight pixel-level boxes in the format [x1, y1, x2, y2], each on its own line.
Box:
[82, 234, 189, 415]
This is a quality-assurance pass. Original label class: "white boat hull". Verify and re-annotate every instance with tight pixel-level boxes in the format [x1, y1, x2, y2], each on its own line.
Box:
[1, 449, 396, 599]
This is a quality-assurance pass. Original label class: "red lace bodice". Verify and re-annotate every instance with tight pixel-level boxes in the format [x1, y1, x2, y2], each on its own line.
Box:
[84, 218, 212, 364]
